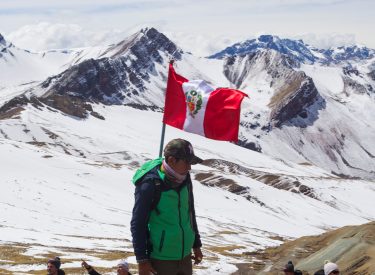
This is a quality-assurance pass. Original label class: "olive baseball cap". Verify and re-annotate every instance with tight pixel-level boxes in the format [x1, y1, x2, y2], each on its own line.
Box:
[164, 139, 203, 165]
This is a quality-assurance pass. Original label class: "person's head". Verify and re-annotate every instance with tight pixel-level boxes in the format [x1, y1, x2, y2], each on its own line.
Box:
[324, 261, 339, 275]
[47, 257, 61, 275]
[116, 259, 130, 275]
[283, 260, 294, 275]
[314, 269, 325, 275]
[163, 139, 202, 175]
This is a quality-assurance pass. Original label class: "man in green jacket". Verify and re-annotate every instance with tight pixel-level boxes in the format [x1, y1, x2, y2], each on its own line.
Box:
[131, 138, 203, 275]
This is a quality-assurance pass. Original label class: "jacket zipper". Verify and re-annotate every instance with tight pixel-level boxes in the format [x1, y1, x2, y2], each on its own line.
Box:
[159, 230, 165, 252]
[178, 191, 185, 259]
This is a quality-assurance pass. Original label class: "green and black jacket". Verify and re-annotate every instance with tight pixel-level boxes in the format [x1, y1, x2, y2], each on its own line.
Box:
[130, 158, 202, 261]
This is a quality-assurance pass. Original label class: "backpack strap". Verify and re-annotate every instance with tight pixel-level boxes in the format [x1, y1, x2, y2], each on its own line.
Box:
[150, 178, 163, 215]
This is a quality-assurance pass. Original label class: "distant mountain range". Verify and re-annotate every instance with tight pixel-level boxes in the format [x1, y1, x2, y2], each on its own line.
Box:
[209, 34, 375, 64]
[1, 27, 375, 274]
[1, 28, 375, 180]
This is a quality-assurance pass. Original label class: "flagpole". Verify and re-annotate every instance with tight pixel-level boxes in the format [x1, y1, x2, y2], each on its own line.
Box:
[159, 59, 174, 158]
[158, 122, 166, 157]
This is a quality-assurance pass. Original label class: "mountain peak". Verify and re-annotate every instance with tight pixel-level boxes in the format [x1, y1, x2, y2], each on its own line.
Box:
[33, 26, 183, 112]
[141, 27, 160, 36]
[322, 44, 375, 62]
[210, 34, 375, 64]
[0, 33, 13, 53]
[209, 34, 316, 64]
[102, 27, 181, 60]
[258, 34, 280, 43]
[0, 33, 6, 47]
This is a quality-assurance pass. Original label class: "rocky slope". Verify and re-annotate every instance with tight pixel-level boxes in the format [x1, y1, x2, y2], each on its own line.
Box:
[213, 35, 375, 180]
[209, 34, 318, 64]
[237, 222, 375, 275]
[0, 26, 375, 272]
[210, 34, 375, 65]
[38, 27, 182, 107]
[0, 28, 182, 118]
[223, 50, 325, 128]
[1, 29, 374, 180]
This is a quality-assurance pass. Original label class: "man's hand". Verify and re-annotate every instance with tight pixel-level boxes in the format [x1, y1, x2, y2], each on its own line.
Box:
[81, 260, 92, 271]
[192, 248, 203, 265]
[138, 261, 157, 275]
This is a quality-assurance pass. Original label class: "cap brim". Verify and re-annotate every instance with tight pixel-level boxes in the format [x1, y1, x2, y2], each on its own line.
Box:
[190, 155, 203, 165]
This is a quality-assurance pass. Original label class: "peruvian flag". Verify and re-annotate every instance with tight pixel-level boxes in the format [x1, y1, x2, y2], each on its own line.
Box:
[163, 63, 248, 142]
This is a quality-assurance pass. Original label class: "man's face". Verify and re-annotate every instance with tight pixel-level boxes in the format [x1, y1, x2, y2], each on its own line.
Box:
[168, 157, 191, 175]
[117, 264, 128, 275]
[47, 263, 57, 275]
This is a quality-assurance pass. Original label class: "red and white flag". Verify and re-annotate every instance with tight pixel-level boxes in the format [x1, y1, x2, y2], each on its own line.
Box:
[163, 63, 248, 142]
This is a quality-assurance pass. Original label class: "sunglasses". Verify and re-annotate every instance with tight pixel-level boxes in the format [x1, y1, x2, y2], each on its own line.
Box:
[331, 271, 340, 274]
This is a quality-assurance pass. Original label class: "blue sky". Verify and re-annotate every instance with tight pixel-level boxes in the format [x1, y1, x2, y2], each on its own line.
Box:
[0, 0, 374, 55]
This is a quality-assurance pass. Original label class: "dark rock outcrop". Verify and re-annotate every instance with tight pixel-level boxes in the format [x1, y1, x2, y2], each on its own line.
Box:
[343, 76, 368, 95]
[223, 50, 325, 128]
[368, 70, 375, 81]
[201, 158, 317, 199]
[41, 58, 132, 104]
[39, 94, 94, 118]
[2, 28, 183, 119]
[0, 33, 11, 57]
[0, 94, 99, 120]
[237, 139, 262, 152]
[321, 45, 375, 63]
[40, 27, 182, 108]
[0, 95, 44, 119]
[270, 77, 325, 127]
[223, 50, 298, 90]
[343, 66, 360, 76]
[0, 33, 5, 46]
[195, 172, 247, 194]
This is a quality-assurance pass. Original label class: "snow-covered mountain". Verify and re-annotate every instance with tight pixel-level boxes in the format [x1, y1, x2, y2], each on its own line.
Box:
[0, 28, 374, 274]
[38, 28, 182, 106]
[217, 46, 375, 179]
[209, 34, 375, 65]
[209, 35, 319, 64]
[320, 45, 375, 63]
[0, 34, 78, 88]
[1, 104, 374, 274]
[1, 26, 374, 187]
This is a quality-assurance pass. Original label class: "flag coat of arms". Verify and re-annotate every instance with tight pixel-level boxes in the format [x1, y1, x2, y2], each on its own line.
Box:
[163, 63, 248, 142]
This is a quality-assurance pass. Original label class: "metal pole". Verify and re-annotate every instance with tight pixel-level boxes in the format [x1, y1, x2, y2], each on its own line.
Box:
[159, 123, 166, 157]
[159, 59, 174, 158]
[159, 58, 174, 158]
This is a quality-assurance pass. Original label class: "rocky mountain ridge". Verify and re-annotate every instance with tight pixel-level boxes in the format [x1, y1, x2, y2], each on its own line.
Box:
[39, 27, 182, 105]
[210, 34, 375, 65]
[0, 29, 375, 274]
[237, 222, 375, 275]
[0, 28, 374, 180]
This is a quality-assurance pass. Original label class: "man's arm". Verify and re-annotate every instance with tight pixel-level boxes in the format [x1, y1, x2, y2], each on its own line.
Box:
[88, 268, 101, 275]
[188, 178, 203, 265]
[130, 179, 155, 262]
[82, 261, 101, 275]
[188, 178, 202, 248]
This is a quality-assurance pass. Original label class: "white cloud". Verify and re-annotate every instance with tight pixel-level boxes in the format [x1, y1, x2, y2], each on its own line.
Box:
[292, 33, 357, 49]
[164, 31, 248, 57]
[5, 21, 364, 56]
[6, 22, 130, 51]
[1, 1, 375, 50]
[5, 21, 249, 56]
